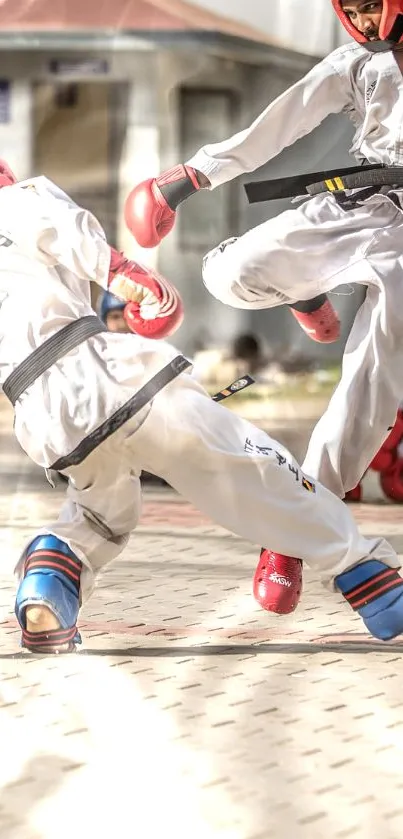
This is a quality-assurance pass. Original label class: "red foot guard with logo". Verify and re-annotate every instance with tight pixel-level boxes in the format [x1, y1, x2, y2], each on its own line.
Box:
[253, 550, 303, 614]
[290, 299, 340, 344]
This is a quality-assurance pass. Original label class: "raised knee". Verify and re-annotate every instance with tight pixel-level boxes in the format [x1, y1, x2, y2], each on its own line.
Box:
[202, 236, 281, 309]
[202, 237, 248, 305]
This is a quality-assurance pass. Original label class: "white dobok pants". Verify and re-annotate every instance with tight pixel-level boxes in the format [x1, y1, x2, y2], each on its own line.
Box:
[16, 370, 398, 601]
[202, 189, 403, 499]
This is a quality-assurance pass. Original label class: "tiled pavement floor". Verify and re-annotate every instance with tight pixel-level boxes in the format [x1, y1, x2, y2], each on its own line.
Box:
[1, 398, 403, 839]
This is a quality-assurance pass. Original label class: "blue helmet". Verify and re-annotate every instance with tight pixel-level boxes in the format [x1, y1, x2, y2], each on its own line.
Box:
[100, 290, 125, 324]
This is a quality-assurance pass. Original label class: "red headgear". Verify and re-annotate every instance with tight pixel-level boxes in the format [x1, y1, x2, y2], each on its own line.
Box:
[332, 0, 403, 50]
[0, 159, 17, 188]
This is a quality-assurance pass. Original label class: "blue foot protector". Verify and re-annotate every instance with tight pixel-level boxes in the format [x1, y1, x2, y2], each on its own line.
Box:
[336, 560, 403, 641]
[15, 534, 82, 652]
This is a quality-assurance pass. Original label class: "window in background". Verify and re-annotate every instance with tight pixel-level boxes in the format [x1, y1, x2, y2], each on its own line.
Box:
[54, 83, 79, 109]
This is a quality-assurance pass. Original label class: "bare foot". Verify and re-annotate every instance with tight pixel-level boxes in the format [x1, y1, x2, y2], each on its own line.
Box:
[25, 605, 70, 652]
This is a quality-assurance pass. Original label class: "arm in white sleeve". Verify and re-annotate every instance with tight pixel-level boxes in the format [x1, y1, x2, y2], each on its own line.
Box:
[186, 53, 353, 189]
[0, 182, 111, 287]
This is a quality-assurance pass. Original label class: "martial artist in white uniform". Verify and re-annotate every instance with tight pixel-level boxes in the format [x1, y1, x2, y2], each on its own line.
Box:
[126, 0, 403, 617]
[0, 161, 400, 650]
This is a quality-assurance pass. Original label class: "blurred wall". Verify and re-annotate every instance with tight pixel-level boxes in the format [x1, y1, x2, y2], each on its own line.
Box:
[0, 33, 361, 361]
[191, 0, 350, 57]
[154, 50, 363, 359]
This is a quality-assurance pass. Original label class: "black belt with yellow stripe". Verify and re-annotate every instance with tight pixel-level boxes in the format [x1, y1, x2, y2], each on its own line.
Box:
[244, 164, 403, 203]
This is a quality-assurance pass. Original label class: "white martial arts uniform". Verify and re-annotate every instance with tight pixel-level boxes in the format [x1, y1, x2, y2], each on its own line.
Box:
[187, 43, 403, 498]
[0, 175, 398, 600]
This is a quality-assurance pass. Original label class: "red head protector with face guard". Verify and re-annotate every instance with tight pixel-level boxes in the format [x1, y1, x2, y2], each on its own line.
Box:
[0, 159, 17, 188]
[332, 0, 403, 51]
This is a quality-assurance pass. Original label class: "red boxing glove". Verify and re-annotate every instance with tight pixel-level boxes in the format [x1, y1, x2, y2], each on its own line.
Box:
[108, 247, 183, 339]
[0, 159, 17, 188]
[124, 164, 201, 248]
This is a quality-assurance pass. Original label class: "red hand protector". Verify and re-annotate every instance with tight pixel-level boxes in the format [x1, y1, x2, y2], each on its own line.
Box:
[108, 247, 184, 339]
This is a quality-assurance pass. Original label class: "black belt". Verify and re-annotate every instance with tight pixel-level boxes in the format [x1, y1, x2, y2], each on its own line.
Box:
[50, 354, 191, 471]
[3, 315, 106, 406]
[2, 314, 192, 470]
[244, 164, 403, 203]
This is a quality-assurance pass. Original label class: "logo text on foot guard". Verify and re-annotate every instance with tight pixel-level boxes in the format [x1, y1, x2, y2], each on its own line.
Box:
[269, 573, 292, 587]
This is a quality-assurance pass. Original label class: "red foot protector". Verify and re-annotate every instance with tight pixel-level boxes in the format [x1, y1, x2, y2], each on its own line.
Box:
[290, 299, 340, 343]
[253, 549, 303, 614]
[380, 459, 403, 502]
[382, 410, 403, 451]
[345, 483, 362, 502]
[370, 448, 396, 473]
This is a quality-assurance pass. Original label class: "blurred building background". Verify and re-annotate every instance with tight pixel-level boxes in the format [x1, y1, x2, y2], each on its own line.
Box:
[0, 0, 362, 364]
